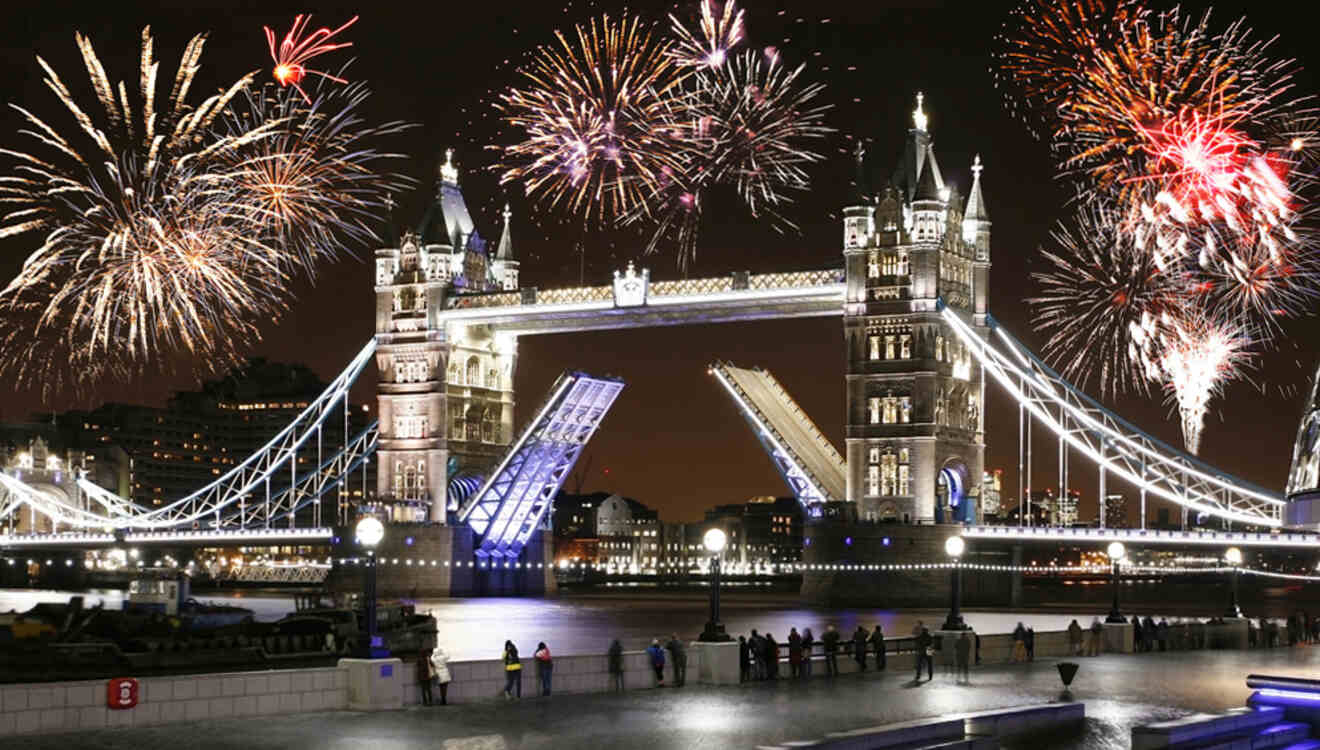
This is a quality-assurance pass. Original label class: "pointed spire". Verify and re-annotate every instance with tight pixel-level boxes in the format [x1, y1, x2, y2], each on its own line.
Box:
[383, 193, 397, 246]
[964, 154, 989, 222]
[913, 147, 942, 202]
[440, 147, 459, 185]
[851, 140, 870, 203]
[496, 202, 514, 261]
[913, 91, 928, 132]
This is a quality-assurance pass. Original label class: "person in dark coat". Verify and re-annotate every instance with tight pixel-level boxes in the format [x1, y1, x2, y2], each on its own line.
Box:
[788, 628, 803, 678]
[738, 636, 751, 682]
[955, 631, 972, 683]
[607, 639, 624, 692]
[852, 625, 868, 671]
[502, 641, 522, 700]
[1143, 616, 1157, 652]
[868, 625, 886, 670]
[801, 628, 816, 678]
[1131, 618, 1143, 653]
[534, 642, 553, 696]
[1025, 627, 1035, 661]
[416, 649, 435, 706]
[666, 634, 687, 687]
[914, 627, 934, 682]
[822, 624, 841, 676]
[749, 630, 764, 680]
[1157, 619, 1170, 651]
[765, 633, 780, 679]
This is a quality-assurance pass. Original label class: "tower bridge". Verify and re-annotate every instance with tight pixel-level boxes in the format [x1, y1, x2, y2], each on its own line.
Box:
[3, 94, 1318, 598]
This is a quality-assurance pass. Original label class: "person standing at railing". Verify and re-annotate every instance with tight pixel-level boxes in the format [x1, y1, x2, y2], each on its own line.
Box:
[1068, 620, 1083, 656]
[801, 628, 815, 678]
[430, 645, 451, 705]
[822, 624, 841, 676]
[765, 633, 780, 680]
[416, 649, 435, 706]
[1012, 623, 1028, 662]
[955, 631, 972, 683]
[788, 627, 803, 678]
[502, 640, 522, 700]
[534, 641, 553, 696]
[914, 627, 934, 682]
[852, 625, 869, 672]
[646, 638, 667, 687]
[869, 624, 886, 670]
[738, 636, 751, 682]
[666, 634, 687, 687]
[608, 639, 625, 692]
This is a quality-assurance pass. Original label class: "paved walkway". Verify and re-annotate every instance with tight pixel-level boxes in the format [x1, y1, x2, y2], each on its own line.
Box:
[9, 647, 1320, 750]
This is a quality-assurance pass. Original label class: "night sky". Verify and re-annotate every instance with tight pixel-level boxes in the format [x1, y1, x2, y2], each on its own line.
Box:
[0, 1, 1314, 523]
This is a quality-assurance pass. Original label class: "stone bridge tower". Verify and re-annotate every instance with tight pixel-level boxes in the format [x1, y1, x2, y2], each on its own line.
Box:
[841, 93, 991, 524]
[373, 151, 518, 523]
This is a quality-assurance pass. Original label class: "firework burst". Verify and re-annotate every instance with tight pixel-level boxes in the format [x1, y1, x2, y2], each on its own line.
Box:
[0, 26, 409, 394]
[264, 14, 358, 102]
[494, 13, 687, 229]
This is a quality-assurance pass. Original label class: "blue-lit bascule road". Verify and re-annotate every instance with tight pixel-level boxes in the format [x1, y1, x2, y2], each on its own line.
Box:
[3, 96, 1320, 599]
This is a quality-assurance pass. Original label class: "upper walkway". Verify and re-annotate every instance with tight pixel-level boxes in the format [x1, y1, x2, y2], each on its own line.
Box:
[439, 265, 845, 335]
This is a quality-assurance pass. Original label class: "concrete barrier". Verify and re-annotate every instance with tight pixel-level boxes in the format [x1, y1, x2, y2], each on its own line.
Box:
[0, 666, 346, 737]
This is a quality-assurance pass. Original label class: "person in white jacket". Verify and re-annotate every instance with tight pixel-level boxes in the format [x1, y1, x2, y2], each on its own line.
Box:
[430, 645, 452, 705]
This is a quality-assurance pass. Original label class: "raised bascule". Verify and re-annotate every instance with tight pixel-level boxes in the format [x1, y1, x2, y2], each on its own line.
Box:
[2, 94, 1315, 600]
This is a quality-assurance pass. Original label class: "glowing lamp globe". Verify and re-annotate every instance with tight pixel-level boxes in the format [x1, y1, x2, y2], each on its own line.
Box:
[356, 517, 385, 548]
[703, 528, 727, 554]
[1106, 541, 1126, 561]
[944, 535, 965, 558]
[1225, 547, 1243, 565]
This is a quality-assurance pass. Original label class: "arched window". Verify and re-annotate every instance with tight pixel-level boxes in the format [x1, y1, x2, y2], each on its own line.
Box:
[466, 356, 480, 386]
[393, 462, 404, 496]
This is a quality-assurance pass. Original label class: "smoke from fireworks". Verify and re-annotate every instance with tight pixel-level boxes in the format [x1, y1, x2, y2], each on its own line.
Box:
[1006, 0, 1320, 452]
[0, 26, 409, 394]
[265, 14, 359, 103]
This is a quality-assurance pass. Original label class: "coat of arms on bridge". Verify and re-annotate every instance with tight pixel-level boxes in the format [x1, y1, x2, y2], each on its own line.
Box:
[612, 262, 649, 307]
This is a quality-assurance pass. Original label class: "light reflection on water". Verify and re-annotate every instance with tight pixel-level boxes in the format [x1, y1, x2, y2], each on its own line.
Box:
[0, 588, 1159, 662]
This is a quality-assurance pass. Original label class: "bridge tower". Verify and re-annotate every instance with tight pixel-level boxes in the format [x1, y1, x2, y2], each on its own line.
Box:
[373, 150, 517, 523]
[842, 93, 990, 524]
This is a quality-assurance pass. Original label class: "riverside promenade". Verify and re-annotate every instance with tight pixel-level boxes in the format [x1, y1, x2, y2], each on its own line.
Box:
[7, 647, 1320, 750]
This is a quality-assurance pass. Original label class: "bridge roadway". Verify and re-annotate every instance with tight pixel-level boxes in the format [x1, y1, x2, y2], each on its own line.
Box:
[711, 361, 847, 505]
[16, 645, 1320, 749]
[960, 524, 1320, 549]
[0, 527, 333, 550]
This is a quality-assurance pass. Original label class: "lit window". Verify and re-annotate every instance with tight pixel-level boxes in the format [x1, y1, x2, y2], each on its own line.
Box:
[869, 397, 881, 425]
[869, 335, 880, 361]
[885, 335, 896, 360]
[900, 334, 911, 359]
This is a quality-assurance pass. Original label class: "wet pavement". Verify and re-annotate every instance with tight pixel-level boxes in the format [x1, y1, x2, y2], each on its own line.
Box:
[10, 646, 1320, 750]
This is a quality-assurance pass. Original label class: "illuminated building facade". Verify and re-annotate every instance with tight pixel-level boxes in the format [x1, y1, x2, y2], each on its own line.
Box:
[0, 431, 128, 534]
[374, 150, 517, 522]
[842, 93, 990, 524]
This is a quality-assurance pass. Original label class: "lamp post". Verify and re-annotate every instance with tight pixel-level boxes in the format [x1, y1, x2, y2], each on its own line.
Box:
[699, 528, 732, 642]
[942, 535, 969, 630]
[1105, 541, 1127, 623]
[1225, 547, 1243, 618]
[355, 516, 386, 657]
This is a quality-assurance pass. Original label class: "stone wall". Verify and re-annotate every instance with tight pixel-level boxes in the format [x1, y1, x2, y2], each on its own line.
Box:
[0, 666, 345, 737]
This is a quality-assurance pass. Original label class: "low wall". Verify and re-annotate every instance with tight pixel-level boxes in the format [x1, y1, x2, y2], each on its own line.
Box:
[0, 666, 346, 736]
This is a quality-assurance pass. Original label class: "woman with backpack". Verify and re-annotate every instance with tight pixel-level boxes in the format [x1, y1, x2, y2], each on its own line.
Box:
[534, 641, 554, 696]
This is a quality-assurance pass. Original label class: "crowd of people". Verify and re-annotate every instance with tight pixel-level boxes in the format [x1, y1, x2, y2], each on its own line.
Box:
[734, 621, 978, 684]
[1250, 612, 1320, 648]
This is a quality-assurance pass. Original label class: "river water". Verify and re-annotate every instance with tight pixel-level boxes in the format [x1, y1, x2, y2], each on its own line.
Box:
[0, 587, 1123, 662]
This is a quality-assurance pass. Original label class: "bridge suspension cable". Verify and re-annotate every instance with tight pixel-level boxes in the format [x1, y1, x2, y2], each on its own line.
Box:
[939, 301, 1284, 527]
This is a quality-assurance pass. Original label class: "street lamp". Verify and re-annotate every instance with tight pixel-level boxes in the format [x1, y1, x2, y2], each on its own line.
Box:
[355, 516, 386, 657]
[1105, 541, 1126, 624]
[698, 528, 732, 642]
[942, 535, 969, 631]
[1225, 547, 1244, 618]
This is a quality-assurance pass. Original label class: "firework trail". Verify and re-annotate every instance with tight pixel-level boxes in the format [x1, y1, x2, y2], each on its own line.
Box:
[632, 47, 831, 266]
[494, 13, 687, 229]
[668, 0, 745, 69]
[0, 27, 409, 394]
[264, 14, 358, 103]
[1030, 208, 1179, 398]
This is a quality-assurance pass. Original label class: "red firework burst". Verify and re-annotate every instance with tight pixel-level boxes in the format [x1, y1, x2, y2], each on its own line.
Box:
[264, 15, 359, 102]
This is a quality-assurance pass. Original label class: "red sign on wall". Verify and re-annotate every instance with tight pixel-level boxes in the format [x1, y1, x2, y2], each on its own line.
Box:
[107, 677, 139, 709]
